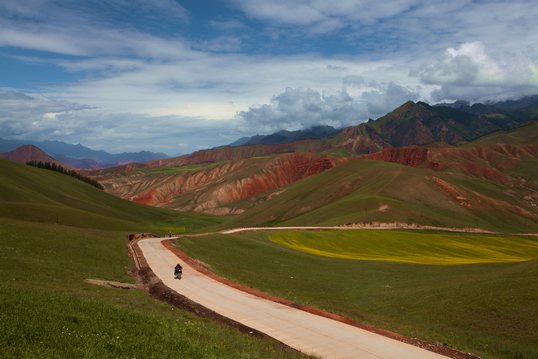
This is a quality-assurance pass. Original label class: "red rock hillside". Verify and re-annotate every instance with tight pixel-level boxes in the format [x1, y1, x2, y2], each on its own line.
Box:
[100, 152, 351, 215]
[358, 143, 538, 191]
[361, 148, 429, 167]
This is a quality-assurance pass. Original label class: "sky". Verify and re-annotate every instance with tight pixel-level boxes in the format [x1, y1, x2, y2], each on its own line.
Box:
[1, 0, 537, 156]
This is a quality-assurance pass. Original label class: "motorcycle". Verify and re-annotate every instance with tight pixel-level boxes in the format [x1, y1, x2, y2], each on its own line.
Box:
[174, 269, 182, 279]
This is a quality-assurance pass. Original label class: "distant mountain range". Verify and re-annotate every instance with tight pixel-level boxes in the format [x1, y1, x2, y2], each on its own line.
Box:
[192, 97, 538, 161]
[0, 138, 169, 169]
[229, 96, 538, 150]
[79, 96, 538, 176]
[0, 144, 78, 170]
[2, 96, 537, 170]
[229, 126, 344, 147]
[434, 95, 538, 129]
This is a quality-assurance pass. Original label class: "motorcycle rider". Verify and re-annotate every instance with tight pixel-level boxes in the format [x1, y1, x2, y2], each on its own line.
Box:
[174, 263, 182, 275]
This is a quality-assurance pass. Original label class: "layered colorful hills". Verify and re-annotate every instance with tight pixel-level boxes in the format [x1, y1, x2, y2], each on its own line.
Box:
[3, 98, 538, 233]
[85, 124, 538, 233]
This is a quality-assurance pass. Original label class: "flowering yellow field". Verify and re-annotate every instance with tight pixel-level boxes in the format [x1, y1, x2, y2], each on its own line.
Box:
[269, 230, 538, 265]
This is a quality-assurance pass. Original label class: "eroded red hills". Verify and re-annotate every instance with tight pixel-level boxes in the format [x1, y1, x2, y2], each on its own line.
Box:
[82, 121, 538, 228]
[361, 148, 429, 167]
[357, 143, 538, 187]
[99, 152, 351, 215]
[93, 140, 538, 223]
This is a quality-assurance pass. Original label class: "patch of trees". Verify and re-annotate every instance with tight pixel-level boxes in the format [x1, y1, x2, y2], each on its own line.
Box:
[26, 160, 104, 190]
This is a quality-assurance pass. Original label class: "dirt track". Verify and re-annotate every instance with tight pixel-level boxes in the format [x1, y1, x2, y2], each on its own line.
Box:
[130, 234, 481, 359]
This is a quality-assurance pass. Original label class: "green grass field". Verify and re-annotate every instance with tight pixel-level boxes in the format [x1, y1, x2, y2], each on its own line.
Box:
[0, 159, 312, 359]
[138, 162, 226, 175]
[177, 230, 538, 359]
[150, 214, 230, 234]
[268, 230, 538, 265]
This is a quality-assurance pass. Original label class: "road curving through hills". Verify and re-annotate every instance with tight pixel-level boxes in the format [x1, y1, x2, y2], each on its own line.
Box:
[133, 234, 481, 359]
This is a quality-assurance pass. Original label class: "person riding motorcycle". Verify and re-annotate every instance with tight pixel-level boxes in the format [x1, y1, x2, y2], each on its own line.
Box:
[174, 263, 182, 276]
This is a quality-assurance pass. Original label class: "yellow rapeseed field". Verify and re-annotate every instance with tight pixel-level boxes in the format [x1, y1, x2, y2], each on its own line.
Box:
[269, 230, 538, 265]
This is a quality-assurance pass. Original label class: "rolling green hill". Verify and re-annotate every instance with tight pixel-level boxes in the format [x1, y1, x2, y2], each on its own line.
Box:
[0, 158, 313, 359]
[0, 158, 225, 233]
[219, 157, 538, 233]
[472, 120, 538, 145]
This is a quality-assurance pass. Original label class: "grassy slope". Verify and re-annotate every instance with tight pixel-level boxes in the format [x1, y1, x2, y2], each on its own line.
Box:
[0, 159, 310, 359]
[220, 159, 538, 233]
[0, 158, 180, 232]
[472, 120, 538, 145]
[0, 158, 226, 234]
[178, 230, 538, 359]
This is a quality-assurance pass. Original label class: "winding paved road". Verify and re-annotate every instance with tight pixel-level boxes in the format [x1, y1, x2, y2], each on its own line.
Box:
[138, 236, 448, 359]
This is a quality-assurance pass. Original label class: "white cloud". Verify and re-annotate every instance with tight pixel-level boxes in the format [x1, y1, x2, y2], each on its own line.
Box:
[233, 1, 325, 26]
[0, 0, 191, 57]
[362, 82, 420, 115]
[230, 0, 538, 70]
[235, 83, 422, 134]
[230, 0, 417, 29]
[415, 42, 504, 86]
[342, 75, 364, 88]
[235, 87, 361, 133]
[0, 89, 93, 136]
[429, 84, 538, 104]
[193, 36, 243, 53]
[41, 54, 384, 119]
[0, 89, 236, 155]
[411, 42, 538, 102]
[1, 0, 538, 154]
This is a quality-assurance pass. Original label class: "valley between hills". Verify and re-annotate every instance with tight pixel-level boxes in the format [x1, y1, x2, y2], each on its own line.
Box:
[2, 98, 538, 359]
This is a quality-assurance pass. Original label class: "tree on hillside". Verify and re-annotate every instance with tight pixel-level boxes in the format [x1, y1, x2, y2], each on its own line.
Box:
[26, 160, 104, 190]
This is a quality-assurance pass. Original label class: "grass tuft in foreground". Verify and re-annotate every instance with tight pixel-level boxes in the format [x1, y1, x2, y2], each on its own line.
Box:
[1, 287, 308, 359]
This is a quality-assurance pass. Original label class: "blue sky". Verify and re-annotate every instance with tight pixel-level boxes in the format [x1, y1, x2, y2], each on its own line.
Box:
[1, 0, 537, 156]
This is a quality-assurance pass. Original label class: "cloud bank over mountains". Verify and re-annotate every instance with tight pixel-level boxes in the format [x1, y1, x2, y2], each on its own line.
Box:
[411, 42, 538, 102]
[235, 83, 420, 134]
[0, 0, 537, 155]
